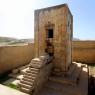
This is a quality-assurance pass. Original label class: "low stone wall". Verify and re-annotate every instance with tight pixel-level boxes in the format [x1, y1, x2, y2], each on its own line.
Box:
[0, 43, 34, 75]
[72, 41, 95, 64]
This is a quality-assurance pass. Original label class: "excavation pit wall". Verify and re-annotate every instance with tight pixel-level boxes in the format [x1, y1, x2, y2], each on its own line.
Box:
[0, 43, 34, 75]
[72, 41, 95, 64]
[0, 41, 95, 75]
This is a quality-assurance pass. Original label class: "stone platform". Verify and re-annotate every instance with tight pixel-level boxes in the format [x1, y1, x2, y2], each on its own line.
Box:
[39, 62, 88, 95]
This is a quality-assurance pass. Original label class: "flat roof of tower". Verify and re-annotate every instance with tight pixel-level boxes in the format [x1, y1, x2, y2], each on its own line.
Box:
[35, 3, 72, 16]
[35, 3, 68, 11]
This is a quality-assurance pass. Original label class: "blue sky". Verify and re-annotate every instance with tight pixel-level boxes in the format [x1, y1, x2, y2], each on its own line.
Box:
[0, 0, 95, 40]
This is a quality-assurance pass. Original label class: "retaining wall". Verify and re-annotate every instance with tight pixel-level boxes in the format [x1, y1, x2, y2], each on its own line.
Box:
[0, 43, 34, 75]
[72, 41, 95, 64]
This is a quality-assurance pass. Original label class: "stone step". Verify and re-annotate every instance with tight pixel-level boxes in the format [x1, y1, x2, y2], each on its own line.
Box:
[51, 68, 63, 76]
[20, 87, 31, 94]
[12, 69, 19, 74]
[49, 76, 73, 85]
[20, 68, 29, 74]
[52, 71, 63, 76]
[20, 80, 34, 86]
[8, 73, 23, 80]
[19, 83, 33, 89]
[29, 67, 39, 72]
[24, 72, 37, 77]
[45, 81, 72, 94]
[24, 74, 37, 79]
[29, 63, 43, 69]
[26, 69, 39, 74]
[19, 65, 29, 71]
[30, 58, 42, 63]
[22, 77, 35, 82]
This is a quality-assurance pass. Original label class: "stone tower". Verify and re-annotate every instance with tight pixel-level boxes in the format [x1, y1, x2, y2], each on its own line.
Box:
[34, 4, 73, 72]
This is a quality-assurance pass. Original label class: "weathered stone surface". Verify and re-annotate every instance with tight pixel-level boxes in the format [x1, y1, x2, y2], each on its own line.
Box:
[0, 44, 34, 75]
[20, 87, 31, 94]
[34, 4, 73, 72]
[73, 41, 95, 64]
[20, 80, 34, 86]
[18, 56, 53, 95]
[12, 69, 19, 74]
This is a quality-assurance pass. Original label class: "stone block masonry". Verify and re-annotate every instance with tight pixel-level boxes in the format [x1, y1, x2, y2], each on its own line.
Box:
[34, 4, 73, 72]
[18, 55, 53, 94]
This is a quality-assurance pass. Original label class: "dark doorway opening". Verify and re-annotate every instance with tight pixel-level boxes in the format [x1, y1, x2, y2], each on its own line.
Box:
[45, 28, 54, 56]
[47, 29, 53, 38]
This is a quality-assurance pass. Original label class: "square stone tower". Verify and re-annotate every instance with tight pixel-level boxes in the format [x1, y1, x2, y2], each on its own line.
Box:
[34, 4, 73, 72]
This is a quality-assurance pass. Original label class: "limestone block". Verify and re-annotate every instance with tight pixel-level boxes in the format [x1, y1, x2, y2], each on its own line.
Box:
[12, 69, 19, 74]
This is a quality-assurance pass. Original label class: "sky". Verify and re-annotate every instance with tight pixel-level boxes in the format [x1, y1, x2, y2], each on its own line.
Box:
[0, 0, 95, 40]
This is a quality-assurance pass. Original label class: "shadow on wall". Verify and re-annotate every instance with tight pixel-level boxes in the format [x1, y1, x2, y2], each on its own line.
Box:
[0, 43, 34, 75]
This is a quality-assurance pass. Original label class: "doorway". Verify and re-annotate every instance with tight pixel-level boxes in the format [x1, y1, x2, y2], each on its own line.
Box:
[45, 28, 54, 56]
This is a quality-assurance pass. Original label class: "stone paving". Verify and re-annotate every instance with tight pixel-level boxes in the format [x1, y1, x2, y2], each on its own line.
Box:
[0, 84, 28, 95]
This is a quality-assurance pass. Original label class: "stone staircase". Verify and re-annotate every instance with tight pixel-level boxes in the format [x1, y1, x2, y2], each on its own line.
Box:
[18, 58, 43, 94]
[19, 68, 39, 94]
[18, 55, 53, 95]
